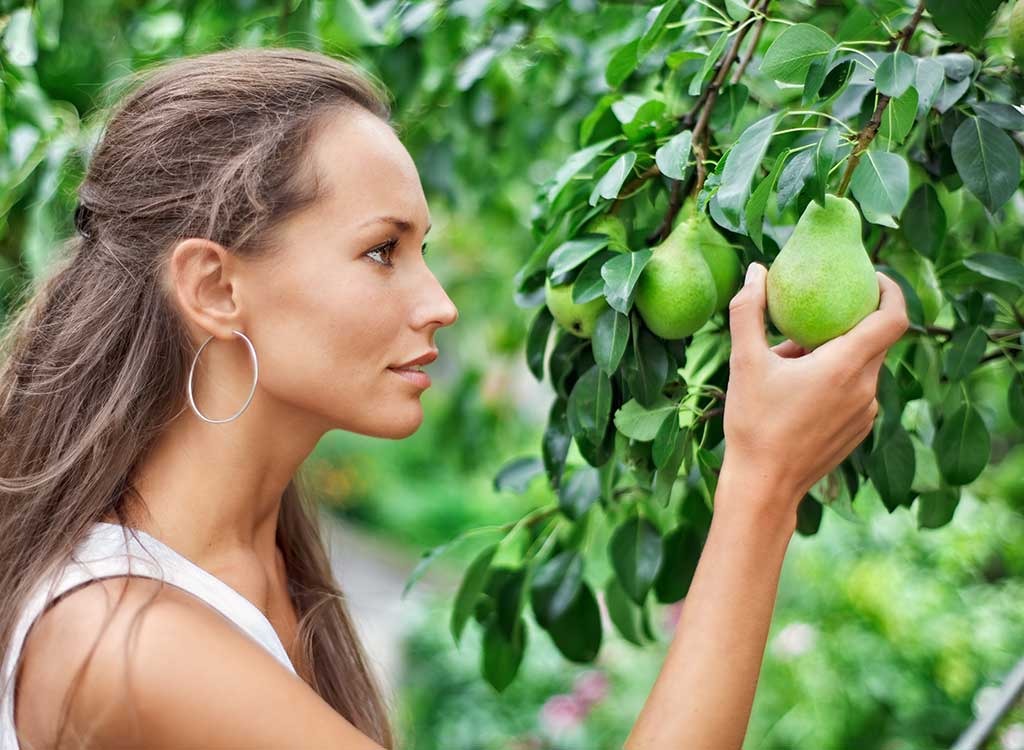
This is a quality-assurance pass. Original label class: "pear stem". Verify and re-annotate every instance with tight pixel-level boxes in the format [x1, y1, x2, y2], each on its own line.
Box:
[835, 0, 927, 198]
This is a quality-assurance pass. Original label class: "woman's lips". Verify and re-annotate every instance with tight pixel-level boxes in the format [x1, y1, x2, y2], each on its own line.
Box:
[387, 366, 431, 389]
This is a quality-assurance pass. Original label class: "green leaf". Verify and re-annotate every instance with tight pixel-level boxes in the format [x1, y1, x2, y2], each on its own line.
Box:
[810, 127, 843, 206]
[716, 113, 780, 228]
[878, 86, 919, 146]
[942, 325, 988, 381]
[972, 102, 1024, 131]
[917, 488, 961, 529]
[614, 397, 677, 441]
[568, 364, 612, 444]
[548, 237, 610, 277]
[493, 457, 544, 494]
[1010, 373, 1024, 427]
[605, 575, 649, 646]
[867, 424, 916, 512]
[934, 403, 991, 486]
[760, 24, 835, 84]
[875, 51, 915, 97]
[655, 129, 693, 180]
[482, 615, 526, 692]
[639, 0, 681, 57]
[915, 58, 945, 115]
[796, 494, 824, 536]
[530, 550, 583, 628]
[589, 151, 638, 206]
[451, 543, 499, 644]
[606, 38, 640, 88]
[2, 9, 37, 67]
[850, 150, 909, 227]
[526, 307, 553, 381]
[745, 148, 790, 250]
[652, 410, 682, 471]
[543, 398, 572, 490]
[628, 325, 670, 407]
[724, 0, 749, 22]
[653, 524, 702, 602]
[962, 253, 1024, 291]
[925, 0, 1002, 48]
[543, 582, 603, 662]
[573, 250, 617, 304]
[593, 307, 630, 374]
[558, 465, 602, 520]
[609, 516, 664, 605]
[902, 185, 946, 259]
[689, 30, 729, 97]
[545, 137, 620, 206]
[601, 249, 653, 314]
[951, 117, 1021, 214]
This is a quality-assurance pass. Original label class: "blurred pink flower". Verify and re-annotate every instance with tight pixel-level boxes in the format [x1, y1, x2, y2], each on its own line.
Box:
[572, 670, 609, 708]
[540, 694, 586, 734]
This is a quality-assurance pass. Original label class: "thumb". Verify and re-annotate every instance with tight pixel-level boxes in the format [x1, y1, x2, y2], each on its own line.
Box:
[728, 262, 768, 357]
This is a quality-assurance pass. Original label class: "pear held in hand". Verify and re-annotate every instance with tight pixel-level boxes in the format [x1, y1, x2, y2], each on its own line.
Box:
[545, 277, 608, 338]
[766, 194, 880, 349]
[634, 216, 718, 339]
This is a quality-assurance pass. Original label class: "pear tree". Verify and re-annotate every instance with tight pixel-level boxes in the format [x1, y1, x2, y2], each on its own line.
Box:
[422, 0, 1024, 693]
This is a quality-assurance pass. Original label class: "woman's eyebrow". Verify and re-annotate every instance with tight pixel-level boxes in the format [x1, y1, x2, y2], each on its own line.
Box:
[360, 215, 432, 235]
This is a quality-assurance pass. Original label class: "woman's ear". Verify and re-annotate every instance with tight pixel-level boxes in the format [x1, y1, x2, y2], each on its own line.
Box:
[168, 238, 243, 342]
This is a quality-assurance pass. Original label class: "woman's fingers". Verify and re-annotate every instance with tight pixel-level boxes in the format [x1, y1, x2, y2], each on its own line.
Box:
[769, 340, 807, 359]
[816, 272, 910, 371]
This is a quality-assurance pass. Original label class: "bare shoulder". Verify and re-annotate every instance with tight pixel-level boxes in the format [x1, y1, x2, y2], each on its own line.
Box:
[16, 575, 383, 750]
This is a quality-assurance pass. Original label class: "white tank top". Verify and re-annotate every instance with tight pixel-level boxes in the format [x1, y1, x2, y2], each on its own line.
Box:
[0, 521, 296, 750]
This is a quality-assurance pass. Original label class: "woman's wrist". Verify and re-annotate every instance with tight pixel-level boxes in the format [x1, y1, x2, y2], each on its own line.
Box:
[712, 454, 801, 542]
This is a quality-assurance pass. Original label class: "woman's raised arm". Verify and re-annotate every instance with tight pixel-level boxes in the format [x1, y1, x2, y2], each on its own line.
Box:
[625, 262, 909, 750]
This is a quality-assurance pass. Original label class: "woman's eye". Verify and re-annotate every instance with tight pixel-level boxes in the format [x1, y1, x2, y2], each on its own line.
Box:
[366, 239, 397, 267]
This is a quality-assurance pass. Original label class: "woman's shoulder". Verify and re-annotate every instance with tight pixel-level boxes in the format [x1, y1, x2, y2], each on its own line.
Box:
[16, 575, 378, 750]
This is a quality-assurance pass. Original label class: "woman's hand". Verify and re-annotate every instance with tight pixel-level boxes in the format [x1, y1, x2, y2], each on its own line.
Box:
[718, 262, 909, 521]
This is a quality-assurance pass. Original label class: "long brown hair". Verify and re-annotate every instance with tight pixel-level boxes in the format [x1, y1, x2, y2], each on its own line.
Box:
[0, 47, 396, 747]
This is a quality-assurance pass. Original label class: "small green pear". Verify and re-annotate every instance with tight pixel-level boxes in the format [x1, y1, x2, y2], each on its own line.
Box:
[545, 277, 608, 338]
[634, 217, 718, 339]
[696, 214, 742, 312]
[680, 198, 742, 312]
[766, 194, 879, 349]
[1012, 0, 1024, 60]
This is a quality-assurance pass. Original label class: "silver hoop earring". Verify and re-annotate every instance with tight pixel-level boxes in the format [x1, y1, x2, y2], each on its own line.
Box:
[187, 330, 259, 424]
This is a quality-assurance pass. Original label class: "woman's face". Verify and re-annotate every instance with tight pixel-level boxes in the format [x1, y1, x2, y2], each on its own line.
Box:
[238, 108, 459, 439]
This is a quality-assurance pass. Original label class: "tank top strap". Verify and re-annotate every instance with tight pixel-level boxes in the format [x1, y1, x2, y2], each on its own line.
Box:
[1, 522, 296, 750]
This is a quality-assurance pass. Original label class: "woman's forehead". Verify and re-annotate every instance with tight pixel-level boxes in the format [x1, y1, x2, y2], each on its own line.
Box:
[311, 111, 428, 230]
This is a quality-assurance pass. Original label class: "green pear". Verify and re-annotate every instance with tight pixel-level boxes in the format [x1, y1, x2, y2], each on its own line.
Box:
[1012, 0, 1024, 60]
[766, 194, 880, 349]
[696, 213, 742, 312]
[634, 216, 718, 339]
[545, 277, 608, 338]
[680, 198, 742, 311]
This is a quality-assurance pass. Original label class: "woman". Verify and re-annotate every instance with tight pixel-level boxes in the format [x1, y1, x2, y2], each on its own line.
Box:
[0, 47, 907, 749]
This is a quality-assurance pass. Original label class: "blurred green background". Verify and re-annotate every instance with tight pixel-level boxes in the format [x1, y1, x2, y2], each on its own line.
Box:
[3, 1, 1024, 748]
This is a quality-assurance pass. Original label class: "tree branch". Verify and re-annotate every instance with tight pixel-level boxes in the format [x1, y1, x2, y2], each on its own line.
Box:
[693, 0, 771, 194]
[836, 0, 927, 197]
[609, 0, 769, 234]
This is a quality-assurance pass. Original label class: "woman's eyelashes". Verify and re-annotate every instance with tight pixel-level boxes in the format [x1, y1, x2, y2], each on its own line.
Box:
[365, 237, 429, 268]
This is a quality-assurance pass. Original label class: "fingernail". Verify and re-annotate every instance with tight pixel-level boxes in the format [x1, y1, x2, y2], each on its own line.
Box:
[745, 263, 761, 285]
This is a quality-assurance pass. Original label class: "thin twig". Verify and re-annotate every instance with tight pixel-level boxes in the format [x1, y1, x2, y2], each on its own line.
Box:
[836, 0, 927, 197]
